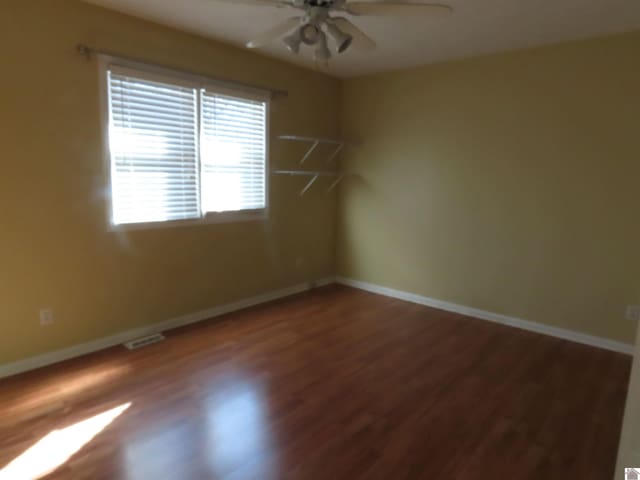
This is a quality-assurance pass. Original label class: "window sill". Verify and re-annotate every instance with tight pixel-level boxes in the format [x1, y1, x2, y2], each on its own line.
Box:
[108, 209, 267, 232]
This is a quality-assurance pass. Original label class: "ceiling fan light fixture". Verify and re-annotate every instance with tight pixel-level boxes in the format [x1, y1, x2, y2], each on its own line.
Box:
[300, 23, 322, 45]
[326, 22, 353, 53]
[283, 29, 302, 53]
[314, 31, 331, 61]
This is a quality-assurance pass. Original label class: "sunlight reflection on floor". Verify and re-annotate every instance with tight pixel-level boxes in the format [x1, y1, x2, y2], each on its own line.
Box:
[205, 379, 275, 477]
[0, 403, 131, 480]
[1, 365, 130, 423]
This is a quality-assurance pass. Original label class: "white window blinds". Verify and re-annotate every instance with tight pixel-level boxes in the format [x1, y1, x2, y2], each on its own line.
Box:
[108, 69, 199, 225]
[200, 91, 267, 213]
[106, 65, 268, 227]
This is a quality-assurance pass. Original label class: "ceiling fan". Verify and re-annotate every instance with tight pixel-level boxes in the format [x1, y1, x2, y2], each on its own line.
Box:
[210, 0, 453, 61]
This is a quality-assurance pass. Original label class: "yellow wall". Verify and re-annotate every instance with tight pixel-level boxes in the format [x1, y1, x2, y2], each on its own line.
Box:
[338, 32, 640, 343]
[2, 0, 639, 367]
[0, 0, 340, 365]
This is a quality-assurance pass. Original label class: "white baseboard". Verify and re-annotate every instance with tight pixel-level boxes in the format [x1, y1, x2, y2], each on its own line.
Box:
[0, 277, 335, 379]
[3, 275, 631, 379]
[336, 276, 634, 355]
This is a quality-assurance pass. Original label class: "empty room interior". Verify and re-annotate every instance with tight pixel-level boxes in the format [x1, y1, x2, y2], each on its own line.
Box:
[2, 0, 640, 479]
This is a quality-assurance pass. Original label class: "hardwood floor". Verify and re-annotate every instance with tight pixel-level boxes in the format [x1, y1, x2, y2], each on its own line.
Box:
[0, 285, 631, 479]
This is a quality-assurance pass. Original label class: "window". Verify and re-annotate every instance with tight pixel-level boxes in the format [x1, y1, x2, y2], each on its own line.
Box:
[106, 65, 268, 228]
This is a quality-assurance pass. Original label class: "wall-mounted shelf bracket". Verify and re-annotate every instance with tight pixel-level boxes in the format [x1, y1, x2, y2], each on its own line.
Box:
[278, 135, 355, 165]
[300, 140, 320, 165]
[326, 174, 345, 193]
[301, 174, 319, 196]
[272, 170, 346, 196]
[326, 144, 344, 164]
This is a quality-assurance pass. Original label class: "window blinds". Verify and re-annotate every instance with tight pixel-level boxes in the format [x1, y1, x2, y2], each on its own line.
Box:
[108, 69, 199, 225]
[107, 66, 267, 227]
[200, 91, 267, 213]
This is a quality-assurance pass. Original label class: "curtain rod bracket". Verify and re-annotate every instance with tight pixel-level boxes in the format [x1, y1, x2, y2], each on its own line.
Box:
[77, 44, 92, 61]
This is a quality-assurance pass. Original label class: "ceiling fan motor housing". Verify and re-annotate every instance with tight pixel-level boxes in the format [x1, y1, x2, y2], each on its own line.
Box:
[241, 0, 422, 59]
[300, 0, 341, 6]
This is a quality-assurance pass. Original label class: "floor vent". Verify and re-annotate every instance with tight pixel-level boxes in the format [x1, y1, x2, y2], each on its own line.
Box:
[123, 333, 165, 350]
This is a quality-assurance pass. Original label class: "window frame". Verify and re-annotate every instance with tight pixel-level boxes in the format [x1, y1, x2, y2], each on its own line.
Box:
[98, 56, 270, 232]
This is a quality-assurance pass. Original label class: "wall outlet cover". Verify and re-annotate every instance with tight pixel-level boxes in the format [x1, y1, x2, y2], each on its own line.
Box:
[39, 308, 54, 326]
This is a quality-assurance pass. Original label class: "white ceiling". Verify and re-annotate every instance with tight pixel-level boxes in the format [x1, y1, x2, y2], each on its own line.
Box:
[82, 0, 640, 77]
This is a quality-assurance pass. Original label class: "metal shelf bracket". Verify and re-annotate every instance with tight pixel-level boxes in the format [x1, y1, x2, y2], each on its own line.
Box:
[326, 174, 345, 193]
[300, 140, 320, 165]
[277, 135, 355, 165]
[272, 169, 347, 196]
[300, 174, 320, 196]
[274, 135, 357, 196]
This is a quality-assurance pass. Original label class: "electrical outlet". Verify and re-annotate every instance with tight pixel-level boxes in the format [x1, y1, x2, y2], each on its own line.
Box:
[39, 308, 54, 326]
[625, 305, 640, 322]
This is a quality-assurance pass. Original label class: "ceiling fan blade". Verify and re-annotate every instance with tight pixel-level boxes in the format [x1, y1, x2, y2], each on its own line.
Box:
[246, 17, 301, 48]
[345, 2, 453, 17]
[209, 0, 295, 8]
[329, 17, 376, 52]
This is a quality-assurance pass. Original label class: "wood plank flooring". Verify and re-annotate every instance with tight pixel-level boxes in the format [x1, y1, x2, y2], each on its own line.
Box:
[0, 285, 631, 479]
